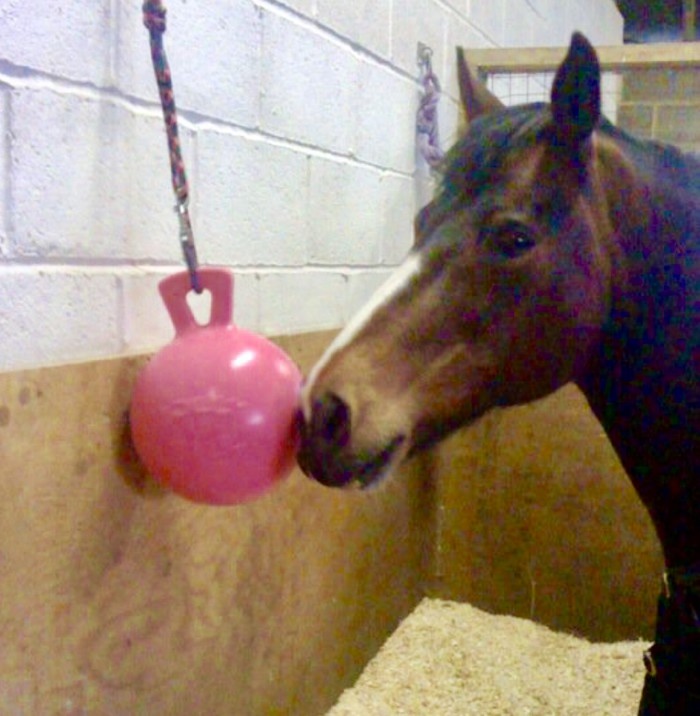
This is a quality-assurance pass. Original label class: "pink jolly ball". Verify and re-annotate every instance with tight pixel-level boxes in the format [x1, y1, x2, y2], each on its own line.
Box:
[130, 269, 302, 505]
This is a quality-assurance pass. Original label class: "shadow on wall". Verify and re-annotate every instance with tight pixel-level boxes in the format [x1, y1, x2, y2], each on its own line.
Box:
[432, 384, 663, 642]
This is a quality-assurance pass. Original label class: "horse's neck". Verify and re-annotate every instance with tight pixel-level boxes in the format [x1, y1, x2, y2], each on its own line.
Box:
[579, 148, 700, 568]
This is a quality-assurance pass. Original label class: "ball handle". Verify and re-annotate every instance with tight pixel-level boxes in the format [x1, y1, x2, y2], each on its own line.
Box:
[158, 268, 234, 336]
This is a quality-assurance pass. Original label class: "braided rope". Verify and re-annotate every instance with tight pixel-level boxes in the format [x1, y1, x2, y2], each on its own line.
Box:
[143, 0, 201, 292]
[416, 46, 444, 170]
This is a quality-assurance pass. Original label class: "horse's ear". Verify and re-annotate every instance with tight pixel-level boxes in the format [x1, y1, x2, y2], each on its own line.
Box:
[551, 32, 601, 145]
[457, 47, 504, 122]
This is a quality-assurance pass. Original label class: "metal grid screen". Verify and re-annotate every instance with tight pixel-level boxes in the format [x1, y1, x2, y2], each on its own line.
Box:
[467, 44, 700, 156]
[483, 70, 622, 124]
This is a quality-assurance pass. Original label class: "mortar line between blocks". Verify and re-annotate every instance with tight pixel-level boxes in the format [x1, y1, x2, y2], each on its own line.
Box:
[191, 121, 416, 179]
[0, 263, 401, 277]
[0, 63, 416, 181]
[255, 0, 412, 79]
[255, 0, 472, 82]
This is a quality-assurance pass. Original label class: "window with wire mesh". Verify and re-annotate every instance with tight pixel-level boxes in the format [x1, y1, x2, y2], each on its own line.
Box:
[481, 67, 700, 155]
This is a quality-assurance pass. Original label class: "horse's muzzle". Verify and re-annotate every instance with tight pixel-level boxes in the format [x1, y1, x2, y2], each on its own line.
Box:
[296, 392, 405, 489]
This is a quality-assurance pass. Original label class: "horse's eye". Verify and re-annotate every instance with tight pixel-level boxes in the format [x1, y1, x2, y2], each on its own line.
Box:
[489, 225, 537, 259]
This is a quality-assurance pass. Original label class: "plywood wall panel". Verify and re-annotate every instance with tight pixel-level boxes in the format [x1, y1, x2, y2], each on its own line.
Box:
[0, 332, 433, 716]
[430, 385, 664, 642]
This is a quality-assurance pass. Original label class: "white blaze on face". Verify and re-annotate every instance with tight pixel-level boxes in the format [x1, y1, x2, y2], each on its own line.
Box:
[301, 253, 423, 419]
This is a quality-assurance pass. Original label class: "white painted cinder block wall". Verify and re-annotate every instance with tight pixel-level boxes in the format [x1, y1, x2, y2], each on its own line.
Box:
[0, 0, 622, 371]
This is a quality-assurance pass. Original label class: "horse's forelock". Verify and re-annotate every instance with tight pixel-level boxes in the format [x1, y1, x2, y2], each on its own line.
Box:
[439, 104, 552, 200]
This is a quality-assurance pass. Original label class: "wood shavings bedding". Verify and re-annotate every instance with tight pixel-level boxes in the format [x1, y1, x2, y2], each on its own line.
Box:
[327, 599, 646, 716]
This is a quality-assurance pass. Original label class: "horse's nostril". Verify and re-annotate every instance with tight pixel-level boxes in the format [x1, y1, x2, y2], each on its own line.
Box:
[313, 392, 351, 447]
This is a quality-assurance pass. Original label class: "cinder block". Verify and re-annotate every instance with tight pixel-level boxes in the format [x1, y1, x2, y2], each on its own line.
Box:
[116, 0, 261, 128]
[0, 90, 8, 258]
[617, 105, 654, 139]
[434, 95, 462, 157]
[10, 88, 185, 262]
[120, 269, 259, 354]
[258, 271, 347, 335]
[525, 0, 558, 18]
[469, 0, 506, 46]
[414, 172, 438, 215]
[530, 0, 587, 47]
[229, 271, 259, 330]
[655, 106, 700, 145]
[566, 1, 590, 40]
[593, 0, 624, 44]
[381, 173, 415, 265]
[346, 269, 395, 319]
[355, 61, 417, 174]
[195, 130, 309, 267]
[535, 17, 578, 48]
[392, 0, 448, 77]
[622, 68, 700, 104]
[502, 3, 536, 48]
[0, 0, 112, 85]
[0, 269, 119, 371]
[315, 0, 392, 58]
[120, 269, 178, 352]
[307, 157, 383, 265]
[544, 2, 621, 52]
[260, 11, 357, 155]
[562, 0, 623, 46]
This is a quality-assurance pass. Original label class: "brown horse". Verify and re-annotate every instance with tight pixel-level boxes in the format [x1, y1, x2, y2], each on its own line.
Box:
[298, 33, 699, 714]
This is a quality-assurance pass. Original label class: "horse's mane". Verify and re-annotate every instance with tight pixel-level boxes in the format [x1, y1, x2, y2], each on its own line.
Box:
[439, 102, 700, 203]
[598, 119, 700, 200]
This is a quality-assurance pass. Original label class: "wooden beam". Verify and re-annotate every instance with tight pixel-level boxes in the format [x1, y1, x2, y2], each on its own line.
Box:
[463, 42, 700, 75]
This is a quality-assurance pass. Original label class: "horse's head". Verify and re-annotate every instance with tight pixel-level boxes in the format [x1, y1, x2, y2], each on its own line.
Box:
[298, 33, 613, 488]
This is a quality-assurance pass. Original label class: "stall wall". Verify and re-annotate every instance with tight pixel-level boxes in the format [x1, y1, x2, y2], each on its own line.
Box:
[432, 386, 664, 642]
[0, 333, 435, 715]
[0, 0, 622, 372]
